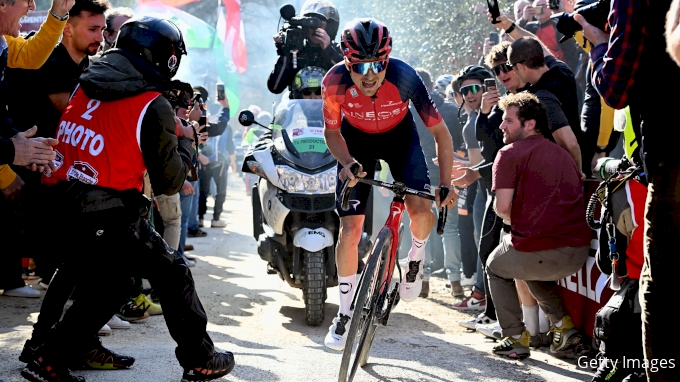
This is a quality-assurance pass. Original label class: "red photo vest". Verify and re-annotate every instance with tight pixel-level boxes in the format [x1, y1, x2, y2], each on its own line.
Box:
[44, 87, 160, 192]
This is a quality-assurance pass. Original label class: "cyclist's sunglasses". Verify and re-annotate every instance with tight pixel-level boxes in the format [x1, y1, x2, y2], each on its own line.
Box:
[460, 84, 484, 96]
[349, 60, 388, 75]
[492, 63, 512, 76]
[302, 88, 321, 96]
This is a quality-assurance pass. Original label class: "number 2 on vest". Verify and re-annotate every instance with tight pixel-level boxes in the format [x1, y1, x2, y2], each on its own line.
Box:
[81, 99, 101, 120]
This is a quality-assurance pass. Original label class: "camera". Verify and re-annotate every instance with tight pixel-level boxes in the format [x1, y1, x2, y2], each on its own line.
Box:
[277, 4, 323, 55]
[164, 80, 194, 109]
[550, 0, 610, 42]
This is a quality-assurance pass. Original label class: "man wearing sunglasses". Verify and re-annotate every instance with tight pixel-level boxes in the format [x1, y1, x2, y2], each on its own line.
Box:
[322, 18, 455, 351]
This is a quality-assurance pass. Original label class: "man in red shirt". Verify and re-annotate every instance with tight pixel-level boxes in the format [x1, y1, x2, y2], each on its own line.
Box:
[486, 92, 591, 359]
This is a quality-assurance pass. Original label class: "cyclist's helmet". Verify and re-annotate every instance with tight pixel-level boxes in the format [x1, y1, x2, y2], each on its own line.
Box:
[116, 16, 187, 79]
[300, 0, 340, 41]
[434, 74, 454, 97]
[291, 66, 326, 98]
[341, 18, 392, 62]
[257, 111, 273, 127]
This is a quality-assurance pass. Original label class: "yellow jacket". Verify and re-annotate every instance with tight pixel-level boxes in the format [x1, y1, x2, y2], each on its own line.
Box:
[1, 14, 66, 189]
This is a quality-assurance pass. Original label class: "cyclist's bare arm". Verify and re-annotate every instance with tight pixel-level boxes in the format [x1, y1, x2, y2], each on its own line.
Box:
[429, 121, 455, 206]
[324, 129, 367, 185]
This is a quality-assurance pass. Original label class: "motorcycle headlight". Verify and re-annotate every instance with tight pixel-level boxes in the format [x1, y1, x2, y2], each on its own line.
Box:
[276, 166, 337, 194]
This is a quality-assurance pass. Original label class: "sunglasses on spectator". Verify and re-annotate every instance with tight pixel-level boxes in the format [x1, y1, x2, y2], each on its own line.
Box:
[302, 88, 322, 96]
[349, 60, 388, 75]
[492, 63, 512, 76]
[460, 84, 484, 96]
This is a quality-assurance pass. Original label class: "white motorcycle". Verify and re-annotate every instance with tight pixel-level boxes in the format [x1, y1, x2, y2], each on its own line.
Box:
[239, 98, 340, 326]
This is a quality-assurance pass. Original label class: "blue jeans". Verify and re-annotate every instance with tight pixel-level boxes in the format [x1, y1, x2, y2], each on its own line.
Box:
[436, 206, 462, 282]
[178, 180, 199, 256]
[473, 178, 488, 294]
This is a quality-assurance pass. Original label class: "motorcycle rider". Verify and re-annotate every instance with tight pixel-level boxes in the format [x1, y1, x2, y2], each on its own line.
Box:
[267, 0, 342, 94]
[21, 17, 234, 382]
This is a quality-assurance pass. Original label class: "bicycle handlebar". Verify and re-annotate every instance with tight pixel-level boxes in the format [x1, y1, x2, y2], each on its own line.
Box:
[340, 163, 448, 235]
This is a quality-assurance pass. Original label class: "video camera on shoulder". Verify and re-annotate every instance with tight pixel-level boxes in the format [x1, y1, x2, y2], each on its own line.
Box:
[277, 4, 322, 55]
[164, 80, 194, 110]
[550, 0, 610, 42]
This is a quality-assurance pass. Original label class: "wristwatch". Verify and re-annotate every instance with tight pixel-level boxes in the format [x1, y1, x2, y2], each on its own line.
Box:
[50, 11, 69, 21]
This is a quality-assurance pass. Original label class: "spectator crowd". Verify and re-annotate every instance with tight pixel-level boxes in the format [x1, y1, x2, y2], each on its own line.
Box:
[2, 0, 680, 381]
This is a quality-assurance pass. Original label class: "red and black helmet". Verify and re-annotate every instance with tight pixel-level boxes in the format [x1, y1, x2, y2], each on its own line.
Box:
[341, 18, 392, 62]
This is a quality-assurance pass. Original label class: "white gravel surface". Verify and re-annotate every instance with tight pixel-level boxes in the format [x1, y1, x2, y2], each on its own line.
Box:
[0, 179, 595, 382]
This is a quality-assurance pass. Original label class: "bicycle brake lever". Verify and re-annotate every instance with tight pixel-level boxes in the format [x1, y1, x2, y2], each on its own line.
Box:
[340, 163, 362, 211]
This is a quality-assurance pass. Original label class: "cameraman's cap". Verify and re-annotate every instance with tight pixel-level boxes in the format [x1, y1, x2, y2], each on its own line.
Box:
[193, 85, 209, 102]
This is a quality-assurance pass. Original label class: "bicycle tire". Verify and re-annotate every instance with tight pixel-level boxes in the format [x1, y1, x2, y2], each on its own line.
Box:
[338, 228, 392, 382]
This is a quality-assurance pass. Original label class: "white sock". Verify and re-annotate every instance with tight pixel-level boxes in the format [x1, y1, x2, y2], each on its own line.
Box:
[338, 274, 356, 317]
[407, 236, 429, 262]
[555, 318, 563, 328]
[512, 334, 522, 340]
[538, 306, 550, 333]
[522, 304, 539, 336]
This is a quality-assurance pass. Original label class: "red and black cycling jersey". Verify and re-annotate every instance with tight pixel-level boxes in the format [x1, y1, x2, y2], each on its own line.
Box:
[322, 58, 442, 133]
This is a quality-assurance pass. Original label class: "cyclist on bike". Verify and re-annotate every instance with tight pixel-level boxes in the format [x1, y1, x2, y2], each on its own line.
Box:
[322, 18, 455, 351]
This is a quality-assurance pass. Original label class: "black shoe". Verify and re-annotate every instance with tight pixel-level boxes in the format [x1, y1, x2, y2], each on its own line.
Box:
[188, 228, 207, 238]
[21, 356, 85, 382]
[19, 339, 40, 363]
[116, 300, 150, 322]
[76, 342, 135, 370]
[181, 351, 235, 381]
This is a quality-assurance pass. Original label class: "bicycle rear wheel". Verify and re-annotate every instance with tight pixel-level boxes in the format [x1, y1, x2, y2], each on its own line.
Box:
[338, 228, 392, 382]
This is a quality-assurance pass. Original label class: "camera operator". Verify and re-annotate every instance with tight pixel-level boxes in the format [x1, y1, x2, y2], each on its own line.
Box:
[267, 0, 342, 94]
[575, 1, 680, 380]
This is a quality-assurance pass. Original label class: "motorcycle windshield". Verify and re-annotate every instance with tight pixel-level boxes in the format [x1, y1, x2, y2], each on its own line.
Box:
[272, 99, 335, 170]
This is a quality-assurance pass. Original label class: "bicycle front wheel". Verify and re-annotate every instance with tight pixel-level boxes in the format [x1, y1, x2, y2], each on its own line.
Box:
[338, 228, 392, 382]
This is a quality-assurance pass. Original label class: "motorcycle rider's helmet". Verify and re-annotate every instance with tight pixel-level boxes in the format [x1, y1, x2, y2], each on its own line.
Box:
[291, 66, 326, 99]
[434, 74, 454, 98]
[115, 16, 187, 79]
[300, 0, 340, 41]
[341, 18, 392, 62]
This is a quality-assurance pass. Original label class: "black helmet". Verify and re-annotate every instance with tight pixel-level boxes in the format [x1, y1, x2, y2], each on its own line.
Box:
[454, 65, 492, 90]
[116, 16, 187, 79]
[341, 18, 392, 61]
[301, 0, 340, 41]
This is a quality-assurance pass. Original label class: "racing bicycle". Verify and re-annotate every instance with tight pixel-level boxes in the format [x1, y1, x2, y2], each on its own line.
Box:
[337, 164, 449, 382]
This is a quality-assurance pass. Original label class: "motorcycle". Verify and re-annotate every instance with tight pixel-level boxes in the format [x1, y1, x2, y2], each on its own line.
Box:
[239, 98, 339, 326]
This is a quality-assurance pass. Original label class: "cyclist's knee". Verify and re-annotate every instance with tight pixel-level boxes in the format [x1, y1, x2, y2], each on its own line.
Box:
[339, 217, 364, 245]
[405, 199, 434, 221]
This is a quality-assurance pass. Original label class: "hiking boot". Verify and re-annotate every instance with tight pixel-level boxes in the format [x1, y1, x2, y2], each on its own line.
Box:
[181, 351, 235, 381]
[550, 315, 581, 354]
[77, 341, 135, 370]
[19, 339, 40, 363]
[419, 281, 430, 298]
[116, 300, 150, 322]
[21, 356, 85, 382]
[493, 331, 531, 359]
[324, 314, 352, 351]
[450, 280, 465, 298]
[459, 313, 496, 330]
[133, 294, 163, 316]
[399, 260, 424, 302]
[452, 290, 486, 311]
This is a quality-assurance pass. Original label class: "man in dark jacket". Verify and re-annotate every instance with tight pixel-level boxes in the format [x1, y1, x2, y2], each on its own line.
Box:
[20, 17, 234, 382]
[267, 0, 343, 94]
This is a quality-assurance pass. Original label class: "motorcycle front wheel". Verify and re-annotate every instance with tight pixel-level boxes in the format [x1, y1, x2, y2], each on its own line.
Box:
[302, 250, 326, 326]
